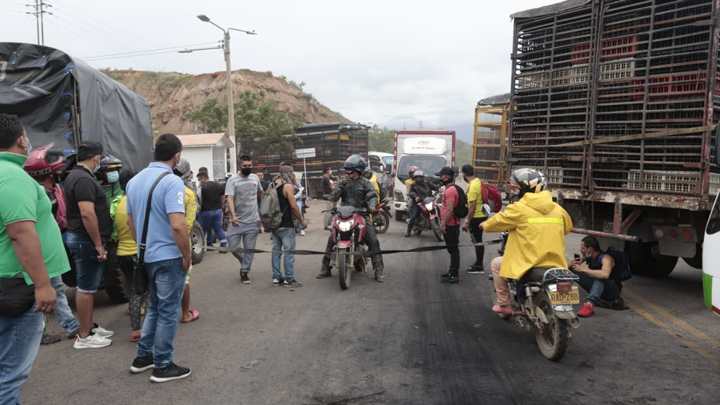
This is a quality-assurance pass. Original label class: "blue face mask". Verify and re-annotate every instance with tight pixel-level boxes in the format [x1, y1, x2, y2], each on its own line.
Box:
[107, 171, 119, 183]
[585, 253, 592, 261]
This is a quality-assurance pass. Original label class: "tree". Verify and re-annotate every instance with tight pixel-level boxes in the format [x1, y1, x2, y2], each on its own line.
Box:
[185, 91, 303, 157]
[368, 125, 395, 153]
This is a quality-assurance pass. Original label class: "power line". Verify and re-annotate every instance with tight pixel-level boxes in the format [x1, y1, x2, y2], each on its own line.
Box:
[80, 42, 219, 60]
[83, 48, 221, 62]
[26, 0, 52, 45]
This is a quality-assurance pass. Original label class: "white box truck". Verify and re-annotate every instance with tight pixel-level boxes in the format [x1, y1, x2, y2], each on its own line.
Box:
[392, 130, 455, 220]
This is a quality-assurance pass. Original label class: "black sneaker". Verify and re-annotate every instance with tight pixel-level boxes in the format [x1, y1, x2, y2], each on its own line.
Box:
[404, 232, 411, 237]
[41, 334, 61, 345]
[130, 355, 155, 374]
[283, 279, 303, 288]
[466, 265, 485, 274]
[241, 273, 251, 284]
[150, 362, 191, 383]
[272, 278, 285, 286]
[440, 272, 453, 279]
[441, 274, 460, 284]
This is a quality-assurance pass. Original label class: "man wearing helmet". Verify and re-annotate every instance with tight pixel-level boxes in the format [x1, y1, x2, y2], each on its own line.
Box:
[99, 155, 123, 202]
[362, 166, 382, 200]
[482, 168, 572, 315]
[318, 154, 385, 282]
[405, 170, 439, 237]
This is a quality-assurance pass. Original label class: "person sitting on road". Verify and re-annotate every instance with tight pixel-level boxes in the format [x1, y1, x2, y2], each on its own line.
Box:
[569, 236, 623, 317]
[318, 154, 385, 282]
[481, 168, 572, 315]
[405, 170, 439, 237]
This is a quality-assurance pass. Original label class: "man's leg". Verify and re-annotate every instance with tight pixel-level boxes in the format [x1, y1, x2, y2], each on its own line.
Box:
[599, 279, 621, 302]
[281, 227, 297, 282]
[210, 209, 227, 247]
[0, 307, 43, 404]
[363, 219, 384, 281]
[145, 258, 186, 370]
[199, 211, 213, 246]
[66, 233, 107, 340]
[444, 225, 461, 278]
[576, 273, 601, 317]
[239, 222, 259, 273]
[318, 234, 335, 278]
[406, 204, 420, 236]
[271, 230, 283, 282]
[468, 218, 486, 273]
[50, 275, 79, 336]
[491, 257, 513, 310]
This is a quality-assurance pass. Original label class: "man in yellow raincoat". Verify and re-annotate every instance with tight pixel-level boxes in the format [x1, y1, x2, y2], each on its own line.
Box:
[482, 168, 572, 315]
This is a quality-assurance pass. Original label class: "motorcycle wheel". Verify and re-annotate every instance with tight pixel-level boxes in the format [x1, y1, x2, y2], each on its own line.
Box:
[534, 293, 569, 361]
[375, 211, 390, 234]
[338, 247, 352, 290]
[431, 216, 444, 242]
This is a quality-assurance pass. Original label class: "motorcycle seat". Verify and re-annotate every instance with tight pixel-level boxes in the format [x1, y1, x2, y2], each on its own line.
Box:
[519, 268, 552, 283]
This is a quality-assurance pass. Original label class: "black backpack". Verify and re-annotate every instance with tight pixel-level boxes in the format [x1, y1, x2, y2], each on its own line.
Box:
[605, 246, 632, 285]
[451, 185, 468, 219]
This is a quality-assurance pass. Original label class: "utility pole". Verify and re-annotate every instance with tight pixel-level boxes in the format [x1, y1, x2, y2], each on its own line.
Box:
[26, 0, 52, 45]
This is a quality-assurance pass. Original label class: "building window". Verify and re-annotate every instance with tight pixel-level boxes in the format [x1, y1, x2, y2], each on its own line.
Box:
[212, 145, 226, 179]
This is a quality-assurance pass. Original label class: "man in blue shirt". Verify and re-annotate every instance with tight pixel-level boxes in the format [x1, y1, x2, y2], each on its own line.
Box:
[125, 133, 192, 383]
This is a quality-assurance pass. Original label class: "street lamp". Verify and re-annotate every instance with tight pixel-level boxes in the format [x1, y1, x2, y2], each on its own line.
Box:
[180, 14, 256, 174]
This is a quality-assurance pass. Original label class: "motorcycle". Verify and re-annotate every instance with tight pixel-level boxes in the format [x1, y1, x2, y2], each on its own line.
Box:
[372, 197, 391, 234]
[485, 205, 581, 361]
[410, 193, 444, 241]
[322, 205, 371, 290]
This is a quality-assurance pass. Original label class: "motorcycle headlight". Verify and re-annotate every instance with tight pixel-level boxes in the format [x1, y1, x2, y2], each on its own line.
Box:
[337, 220, 354, 232]
[394, 190, 405, 202]
[424, 202, 434, 210]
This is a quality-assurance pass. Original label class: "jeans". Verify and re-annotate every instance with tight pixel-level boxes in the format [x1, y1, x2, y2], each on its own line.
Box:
[0, 305, 43, 405]
[468, 217, 486, 269]
[576, 272, 621, 304]
[137, 257, 185, 369]
[50, 276, 79, 335]
[117, 255, 144, 331]
[295, 199, 304, 230]
[444, 225, 461, 276]
[406, 203, 421, 234]
[63, 232, 106, 294]
[199, 210, 227, 246]
[227, 222, 259, 273]
[272, 227, 297, 281]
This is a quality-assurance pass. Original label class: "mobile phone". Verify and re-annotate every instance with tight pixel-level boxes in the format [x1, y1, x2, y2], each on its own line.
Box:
[574, 253, 580, 259]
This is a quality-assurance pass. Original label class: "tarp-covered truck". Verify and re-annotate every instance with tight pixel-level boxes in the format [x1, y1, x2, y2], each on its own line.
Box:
[508, 0, 720, 277]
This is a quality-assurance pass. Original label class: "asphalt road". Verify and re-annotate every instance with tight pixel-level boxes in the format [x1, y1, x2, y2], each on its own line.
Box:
[22, 201, 720, 405]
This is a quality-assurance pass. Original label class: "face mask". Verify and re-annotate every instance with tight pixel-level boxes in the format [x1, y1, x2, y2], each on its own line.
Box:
[441, 177, 452, 185]
[107, 171, 119, 183]
[415, 178, 424, 185]
[20, 135, 32, 156]
[241, 168, 252, 176]
[585, 253, 592, 261]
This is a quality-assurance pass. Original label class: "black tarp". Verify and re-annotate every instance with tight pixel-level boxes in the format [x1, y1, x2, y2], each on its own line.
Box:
[0, 42, 153, 171]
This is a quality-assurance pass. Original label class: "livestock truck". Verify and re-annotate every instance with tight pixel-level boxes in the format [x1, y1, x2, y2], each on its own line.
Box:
[392, 130, 455, 220]
[507, 0, 720, 277]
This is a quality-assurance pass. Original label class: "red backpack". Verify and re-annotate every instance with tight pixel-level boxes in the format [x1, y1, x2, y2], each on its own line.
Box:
[481, 181, 503, 213]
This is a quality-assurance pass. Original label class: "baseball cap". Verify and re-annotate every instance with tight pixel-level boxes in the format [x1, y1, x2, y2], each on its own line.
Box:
[78, 141, 103, 156]
[435, 167, 455, 177]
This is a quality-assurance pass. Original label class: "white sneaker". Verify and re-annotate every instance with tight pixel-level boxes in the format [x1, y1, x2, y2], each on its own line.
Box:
[300, 230, 306, 236]
[74, 333, 112, 349]
[92, 323, 114, 338]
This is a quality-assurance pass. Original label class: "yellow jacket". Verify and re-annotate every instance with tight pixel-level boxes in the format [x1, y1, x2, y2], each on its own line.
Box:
[369, 174, 380, 198]
[184, 186, 198, 233]
[483, 190, 572, 279]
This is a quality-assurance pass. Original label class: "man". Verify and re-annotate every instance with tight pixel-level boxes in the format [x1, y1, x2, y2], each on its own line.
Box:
[321, 166, 335, 230]
[0, 113, 66, 403]
[196, 171, 227, 250]
[461, 164, 488, 274]
[363, 166, 383, 200]
[436, 167, 462, 284]
[569, 236, 623, 317]
[24, 144, 80, 344]
[226, 155, 263, 284]
[99, 155, 124, 202]
[405, 170, 439, 237]
[126, 133, 192, 383]
[271, 166, 308, 287]
[482, 168, 572, 315]
[318, 155, 385, 282]
[63, 140, 114, 349]
[257, 171, 270, 191]
[173, 159, 200, 324]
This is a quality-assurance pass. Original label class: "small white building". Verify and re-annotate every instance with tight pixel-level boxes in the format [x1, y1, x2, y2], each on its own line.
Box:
[177, 133, 236, 180]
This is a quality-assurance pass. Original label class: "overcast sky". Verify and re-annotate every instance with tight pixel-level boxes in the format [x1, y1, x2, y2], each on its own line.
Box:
[2, 0, 560, 142]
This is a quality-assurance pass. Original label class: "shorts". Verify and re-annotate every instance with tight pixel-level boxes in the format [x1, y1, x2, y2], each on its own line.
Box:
[63, 232, 106, 294]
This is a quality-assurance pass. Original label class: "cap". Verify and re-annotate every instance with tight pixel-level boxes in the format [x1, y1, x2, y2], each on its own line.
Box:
[279, 165, 293, 174]
[78, 141, 103, 156]
[461, 164, 474, 175]
[435, 167, 455, 177]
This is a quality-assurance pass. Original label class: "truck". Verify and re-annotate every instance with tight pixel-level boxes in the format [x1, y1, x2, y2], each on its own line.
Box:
[392, 130, 455, 220]
[507, 0, 720, 277]
[0, 42, 206, 300]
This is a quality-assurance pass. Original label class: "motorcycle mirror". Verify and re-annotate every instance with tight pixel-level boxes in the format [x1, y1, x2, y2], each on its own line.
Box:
[481, 204, 492, 217]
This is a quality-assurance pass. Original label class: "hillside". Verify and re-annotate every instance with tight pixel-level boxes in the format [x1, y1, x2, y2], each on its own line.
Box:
[101, 69, 350, 135]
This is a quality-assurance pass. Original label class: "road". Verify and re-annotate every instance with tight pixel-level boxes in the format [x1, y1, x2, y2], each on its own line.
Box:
[22, 201, 720, 405]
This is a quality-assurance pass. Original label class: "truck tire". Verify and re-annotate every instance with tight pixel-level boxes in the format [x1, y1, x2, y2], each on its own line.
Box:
[191, 220, 206, 265]
[627, 241, 678, 278]
[682, 244, 703, 269]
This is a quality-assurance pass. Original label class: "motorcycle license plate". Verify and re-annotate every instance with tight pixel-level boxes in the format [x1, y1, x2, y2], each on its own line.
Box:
[550, 290, 580, 305]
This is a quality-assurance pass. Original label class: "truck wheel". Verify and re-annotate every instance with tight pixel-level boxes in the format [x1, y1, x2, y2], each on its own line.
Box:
[682, 244, 703, 269]
[627, 242, 678, 278]
[191, 220, 206, 265]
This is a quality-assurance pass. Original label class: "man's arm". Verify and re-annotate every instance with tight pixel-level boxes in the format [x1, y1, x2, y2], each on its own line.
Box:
[6, 221, 57, 313]
[127, 213, 137, 242]
[576, 255, 614, 279]
[442, 197, 455, 228]
[169, 212, 192, 272]
[284, 184, 307, 227]
[226, 195, 238, 226]
[78, 201, 106, 261]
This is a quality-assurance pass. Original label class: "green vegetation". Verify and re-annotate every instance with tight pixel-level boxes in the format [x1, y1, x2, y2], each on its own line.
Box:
[455, 139, 472, 168]
[368, 125, 395, 153]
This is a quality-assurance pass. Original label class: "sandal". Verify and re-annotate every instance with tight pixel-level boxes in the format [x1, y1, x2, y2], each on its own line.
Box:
[130, 331, 141, 342]
[181, 310, 200, 323]
[492, 305, 517, 315]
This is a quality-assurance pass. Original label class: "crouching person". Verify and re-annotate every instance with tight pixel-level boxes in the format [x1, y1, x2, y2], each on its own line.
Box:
[569, 236, 623, 317]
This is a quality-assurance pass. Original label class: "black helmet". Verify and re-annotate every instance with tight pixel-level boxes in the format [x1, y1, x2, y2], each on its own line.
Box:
[408, 166, 419, 177]
[510, 168, 547, 198]
[344, 154, 366, 173]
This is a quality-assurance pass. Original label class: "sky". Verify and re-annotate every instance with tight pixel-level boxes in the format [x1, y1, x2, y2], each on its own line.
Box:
[1, 0, 560, 142]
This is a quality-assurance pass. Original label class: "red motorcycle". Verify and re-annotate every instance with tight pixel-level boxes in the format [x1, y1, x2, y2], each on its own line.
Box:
[372, 197, 391, 234]
[323, 205, 370, 290]
[411, 193, 444, 242]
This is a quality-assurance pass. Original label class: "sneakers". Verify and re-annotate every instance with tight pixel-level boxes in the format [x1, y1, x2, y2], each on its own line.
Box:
[283, 279, 303, 288]
[92, 323, 114, 338]
[300, 230, 306, 236]
[404, 232, 411, 237]
[440, 273, 460, 284]
[240, 272, 251, 284]
[150, 362, 191, 383]
[577, 302, 595, 317]
[219, 242, 228, 254]
[41, 334, 61, 345]
[272, 278, 285, 286]
[466, 265, 485, 274]
[130, 355, 155, 374]
[375, 270, 384, 283]
[74, 333, 112, 349]
[317, 268, 332, 278]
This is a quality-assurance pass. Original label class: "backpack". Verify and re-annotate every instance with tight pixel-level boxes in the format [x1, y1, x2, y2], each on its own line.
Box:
[45, 186, 68, 230]
[606, 246, 632, 284]
[260, 182, 288, 231]
[451, 185, 469, 219]
[481, 181, 503, 213]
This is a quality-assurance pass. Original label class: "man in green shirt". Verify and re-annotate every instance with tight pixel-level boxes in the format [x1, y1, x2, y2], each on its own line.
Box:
[0, 113, 70, 404]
